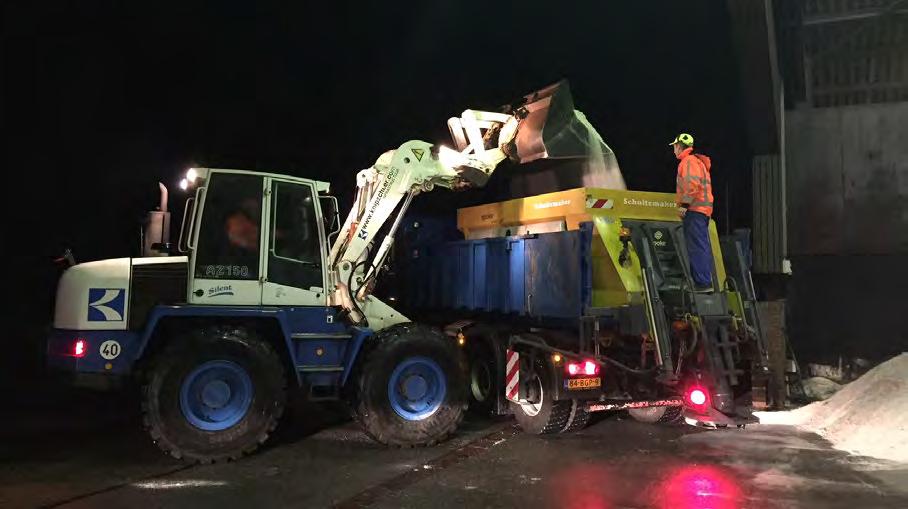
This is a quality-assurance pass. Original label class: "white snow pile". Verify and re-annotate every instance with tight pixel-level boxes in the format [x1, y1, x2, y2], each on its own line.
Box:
[756, 352, 908, 463]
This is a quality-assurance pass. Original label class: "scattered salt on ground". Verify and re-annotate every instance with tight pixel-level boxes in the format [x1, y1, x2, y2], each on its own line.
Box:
[755, 353, 908, 463]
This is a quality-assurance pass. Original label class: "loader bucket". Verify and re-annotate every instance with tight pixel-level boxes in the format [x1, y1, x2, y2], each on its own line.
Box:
[504, 80, 626, 193]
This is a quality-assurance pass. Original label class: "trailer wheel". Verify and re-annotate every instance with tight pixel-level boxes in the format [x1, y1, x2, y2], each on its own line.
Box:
[627, 405, 683, 425]
[353, 324, 466, 447]
[561, 399, 591, 433]
[510, 362, 572, 434]
[467, 339, 496, 415]
[142, 326, 286, 463]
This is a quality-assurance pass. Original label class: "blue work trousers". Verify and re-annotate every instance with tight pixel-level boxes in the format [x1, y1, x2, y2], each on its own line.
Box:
[683, 210, 714, 287]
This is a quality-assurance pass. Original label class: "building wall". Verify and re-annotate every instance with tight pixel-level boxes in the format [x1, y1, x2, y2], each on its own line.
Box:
[776, 0, 908, 108]
[786, 254, 908, 364]
[784, 102, 908, 362]
[733, 1, 908, 362]
[752, 154, 786, 273]
[786, 103, 908, 255]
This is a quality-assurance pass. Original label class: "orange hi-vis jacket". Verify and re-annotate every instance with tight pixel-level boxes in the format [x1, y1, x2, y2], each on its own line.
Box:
[675, 147, 713, 217]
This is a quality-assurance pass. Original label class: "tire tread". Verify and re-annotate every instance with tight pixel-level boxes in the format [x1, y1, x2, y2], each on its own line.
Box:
[351, 323, 466, 447]
[141, 326, 286, 464]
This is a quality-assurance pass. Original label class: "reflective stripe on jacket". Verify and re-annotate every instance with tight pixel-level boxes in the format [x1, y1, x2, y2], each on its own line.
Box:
[675, 147, 713, 217]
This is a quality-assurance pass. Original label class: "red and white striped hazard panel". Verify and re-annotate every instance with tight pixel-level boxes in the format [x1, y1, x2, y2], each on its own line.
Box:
[586, 197, 614, 210]
[505, 349, 520, 402]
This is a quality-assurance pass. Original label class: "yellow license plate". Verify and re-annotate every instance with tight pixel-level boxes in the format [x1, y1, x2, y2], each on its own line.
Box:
[567, 377, 601, 390]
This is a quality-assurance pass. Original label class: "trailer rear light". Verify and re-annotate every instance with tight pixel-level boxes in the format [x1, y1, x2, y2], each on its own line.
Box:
[583, 361, 599, 376]
[566, 360, 600, 376]
[685, 386, 709, 411]
[73, 339, 87, 358]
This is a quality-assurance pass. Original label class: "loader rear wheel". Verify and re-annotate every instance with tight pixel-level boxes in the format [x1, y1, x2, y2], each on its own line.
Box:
[510, 362, 573, 435]
[353, 324, 466, 447]
[628, 405, 683, 425]
[142, 326, 286, 463]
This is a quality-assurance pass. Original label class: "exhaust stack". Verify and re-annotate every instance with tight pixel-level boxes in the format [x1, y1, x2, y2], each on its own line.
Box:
[142, 182, 172, 257]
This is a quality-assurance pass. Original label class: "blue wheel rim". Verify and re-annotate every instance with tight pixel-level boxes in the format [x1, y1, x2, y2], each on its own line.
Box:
[179, 360, 253, 431]
[387, 356, 446, 421]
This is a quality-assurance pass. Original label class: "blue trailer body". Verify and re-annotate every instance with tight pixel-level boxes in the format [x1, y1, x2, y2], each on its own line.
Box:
[398, 222, 596, 320]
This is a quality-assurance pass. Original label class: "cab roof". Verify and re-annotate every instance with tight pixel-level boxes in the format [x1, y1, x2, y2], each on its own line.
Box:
[191, 167, 330, 193]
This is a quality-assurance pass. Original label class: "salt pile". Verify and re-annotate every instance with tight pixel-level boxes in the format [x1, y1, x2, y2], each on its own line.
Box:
[756, 353, 908, 463]
[800, 376, 841, 400]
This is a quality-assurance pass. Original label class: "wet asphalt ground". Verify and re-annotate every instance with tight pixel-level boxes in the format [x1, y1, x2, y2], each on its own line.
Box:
[2, 387, 908, 509]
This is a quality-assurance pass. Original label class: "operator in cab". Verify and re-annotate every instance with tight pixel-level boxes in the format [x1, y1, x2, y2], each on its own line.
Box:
[225, 197, 260, 253]
[670, 133, 714, 293]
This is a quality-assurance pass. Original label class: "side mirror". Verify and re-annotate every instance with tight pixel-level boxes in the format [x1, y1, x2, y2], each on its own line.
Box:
[319, 196, 341, 235]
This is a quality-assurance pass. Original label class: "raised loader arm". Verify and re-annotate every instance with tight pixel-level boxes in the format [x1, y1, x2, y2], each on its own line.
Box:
[326, 133, 510, 324]
[327, 80, 618, 325]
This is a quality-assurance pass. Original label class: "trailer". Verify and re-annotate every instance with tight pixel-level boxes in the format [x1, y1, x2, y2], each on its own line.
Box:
[393, 186, 771, 432]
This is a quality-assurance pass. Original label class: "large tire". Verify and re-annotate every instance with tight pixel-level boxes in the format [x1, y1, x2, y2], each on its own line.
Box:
[510, 361, 573, 435]
[142, 326, 286, 463]
[467, 338, 496, 415]
[561, 399, 591, 433]
[352, 324, 466, 447]
[627, 405, 683, 425]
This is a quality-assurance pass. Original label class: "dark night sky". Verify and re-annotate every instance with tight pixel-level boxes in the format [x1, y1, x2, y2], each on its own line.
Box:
[2, 1, 751, 380]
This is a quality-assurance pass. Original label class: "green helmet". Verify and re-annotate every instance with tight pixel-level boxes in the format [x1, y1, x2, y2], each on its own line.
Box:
[669, 133, 694, 147]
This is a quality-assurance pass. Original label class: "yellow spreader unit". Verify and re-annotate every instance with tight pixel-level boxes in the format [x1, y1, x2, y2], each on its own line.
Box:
[457, 187, 728, 309]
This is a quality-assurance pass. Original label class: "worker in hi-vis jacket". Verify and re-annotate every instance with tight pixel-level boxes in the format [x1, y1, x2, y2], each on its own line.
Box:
[670, 133, 714, 292]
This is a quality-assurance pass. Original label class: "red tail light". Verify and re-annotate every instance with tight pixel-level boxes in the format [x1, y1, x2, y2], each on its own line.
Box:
[685, 386, 709, 410]
[583, 361, 599, 376]
[73, 339, 87, 358]
[566, 360, 600, 376]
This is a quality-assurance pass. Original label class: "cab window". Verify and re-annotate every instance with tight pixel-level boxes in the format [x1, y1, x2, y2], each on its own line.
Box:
[268, 181, 323, 289]
[194, 174, 263, 280]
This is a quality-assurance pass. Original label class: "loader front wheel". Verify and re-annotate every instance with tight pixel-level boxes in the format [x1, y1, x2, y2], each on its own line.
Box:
[510, 362, 573, 435]
[353, 324, 466, 447]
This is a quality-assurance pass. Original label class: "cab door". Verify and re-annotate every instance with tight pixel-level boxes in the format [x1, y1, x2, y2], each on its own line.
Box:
[188, 172, 266, 305]
[261, 178, 328, 306]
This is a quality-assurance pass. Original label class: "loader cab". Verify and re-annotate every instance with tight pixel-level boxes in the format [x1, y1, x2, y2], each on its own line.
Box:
[180, 168, 336, 307]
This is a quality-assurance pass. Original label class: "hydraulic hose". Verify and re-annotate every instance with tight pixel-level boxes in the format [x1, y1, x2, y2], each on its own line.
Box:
[597, 354, 659, 375]
[684, 317, 701, 358]
[346, 259, 370, 327]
